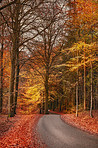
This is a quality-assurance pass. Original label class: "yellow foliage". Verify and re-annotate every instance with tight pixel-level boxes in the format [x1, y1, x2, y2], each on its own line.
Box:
[66, 42, 97, 71]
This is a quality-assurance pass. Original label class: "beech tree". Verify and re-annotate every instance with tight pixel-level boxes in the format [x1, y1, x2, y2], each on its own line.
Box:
[26, 0, 66, 114]
[0, 0, 45, 116]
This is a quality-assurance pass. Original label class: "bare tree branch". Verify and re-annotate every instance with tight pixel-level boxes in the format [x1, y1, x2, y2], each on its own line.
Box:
[0, 0, 17, 11]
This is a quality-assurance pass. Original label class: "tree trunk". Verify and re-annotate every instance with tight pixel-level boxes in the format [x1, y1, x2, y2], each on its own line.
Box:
[84, 48, 86, 110]
[9, 48, 16, 117]
[76, 82, 78, 117]
[52, 101, 54, 111]
[59, 101, 62, 112]
[45, 68, 49, 114]
[0, 27, 4, 113]
[14, 50, 20, 114]
[76, 48, 79, 117]
[63, 73, 66, 108]
[90, 25, 93, 117]
[90, 59, 93, 117]
[8, 0, 20, 117]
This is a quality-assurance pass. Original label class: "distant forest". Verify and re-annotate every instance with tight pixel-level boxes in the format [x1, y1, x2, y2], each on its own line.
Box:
[0, 0, 98, 117]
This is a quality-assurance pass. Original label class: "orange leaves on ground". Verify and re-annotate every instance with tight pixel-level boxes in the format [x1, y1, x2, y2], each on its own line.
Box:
[0, 114, 46, 148]
[61, 110, 98, 135]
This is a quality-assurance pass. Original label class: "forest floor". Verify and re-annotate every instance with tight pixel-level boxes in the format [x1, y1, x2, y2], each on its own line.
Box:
[0, 114, 46, 148]
[0, 110, 98, 148]
[61, 110, 98, 135]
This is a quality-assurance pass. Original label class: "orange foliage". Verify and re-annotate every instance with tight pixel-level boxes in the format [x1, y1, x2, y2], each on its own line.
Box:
[0, 114, 45, 148]
[68, 0, 97, 30]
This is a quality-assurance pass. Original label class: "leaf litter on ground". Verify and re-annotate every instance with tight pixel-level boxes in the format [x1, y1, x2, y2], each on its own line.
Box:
[0, 114, 46, 148]
[61, 110, 98, 135]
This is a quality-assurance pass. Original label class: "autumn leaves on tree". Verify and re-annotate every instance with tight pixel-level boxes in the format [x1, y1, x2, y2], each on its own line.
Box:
[0, 0, 98, 116]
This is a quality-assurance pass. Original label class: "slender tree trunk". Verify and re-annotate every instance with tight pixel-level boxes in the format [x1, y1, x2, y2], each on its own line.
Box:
[76, 49, 79, 117]
[59, 101, 62, 112]
[90, 23, 93, 117]
[0, 27, 4, 113]
[9, 48, 16, 117]
[58, 94, 62, 112]
[90, 57, 93, 117]
[84, 48, 86, 110]
[76, 82, 78, 117]
[62, 73, 66, 108]
[52, 101, 54, 111]
[45, 68, 49, 114]
[95, 76, 98, 109]
[14, 50, 20, 114]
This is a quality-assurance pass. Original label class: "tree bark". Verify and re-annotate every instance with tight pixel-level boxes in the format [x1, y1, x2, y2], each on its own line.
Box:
[8, 0, 20, 117]
[45, 68, 49, 114]
[9, 47, 16, 117]
[0, 26, 4, 113]
[14, 49, 20, 114]
[84, 48, 86, 110]
[76, 49, 79, 117]
[90, 22, 93, 117]
[90, 57, 93, 117]
[76, 82, 78, 117]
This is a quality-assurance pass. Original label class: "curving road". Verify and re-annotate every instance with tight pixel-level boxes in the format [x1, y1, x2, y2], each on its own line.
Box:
[37, 115, 98, 148]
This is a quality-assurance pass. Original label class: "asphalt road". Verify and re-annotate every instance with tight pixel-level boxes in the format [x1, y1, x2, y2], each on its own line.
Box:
[37, 115, 98, 148]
